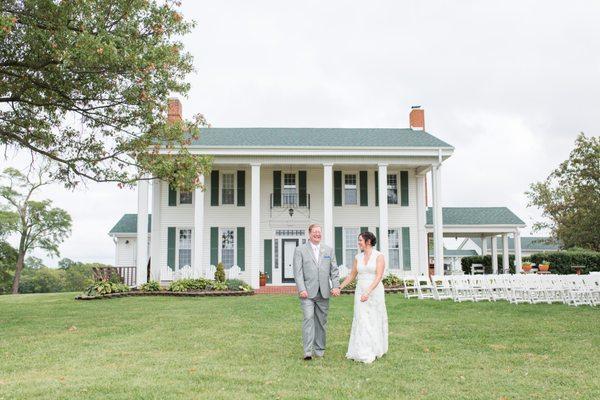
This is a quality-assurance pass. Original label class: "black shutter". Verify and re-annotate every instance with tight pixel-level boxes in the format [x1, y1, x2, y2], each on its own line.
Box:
[335, 227, 343, 265]
[237, 227, 245, 270]
[210, 171, 219, 206]
[264, 239, 272, 284]
[359, 171, 368, 206]
[237, 171, 245, 206]
[333, 171, 342, 206]
[168, 185, 177, 206]
[299, 171, 307, 207]
[273, 171, 281, 207]
[400, 171, 409, 206]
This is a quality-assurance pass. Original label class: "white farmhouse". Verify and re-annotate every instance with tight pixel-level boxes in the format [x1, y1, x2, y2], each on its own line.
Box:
[108, 99, 527, 288]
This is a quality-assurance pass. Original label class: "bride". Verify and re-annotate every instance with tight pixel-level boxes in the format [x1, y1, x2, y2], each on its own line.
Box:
[339, 231, 388, 363]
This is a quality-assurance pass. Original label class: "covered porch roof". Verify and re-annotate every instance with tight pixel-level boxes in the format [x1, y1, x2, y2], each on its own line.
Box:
[425, 207, 526, 236]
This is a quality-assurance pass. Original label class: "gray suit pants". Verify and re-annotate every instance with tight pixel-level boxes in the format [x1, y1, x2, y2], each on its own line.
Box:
[300, 290, 329, 356]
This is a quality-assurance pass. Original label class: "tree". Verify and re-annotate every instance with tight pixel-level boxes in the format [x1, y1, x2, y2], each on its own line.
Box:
[0, 0, 210, 190]
[0, 240, 18, 294]
[0, 164, 72, 293]
[527, 133, 600, 251]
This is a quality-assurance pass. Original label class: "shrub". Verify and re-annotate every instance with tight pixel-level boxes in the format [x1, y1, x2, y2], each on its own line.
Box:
[339, 277, 356, 290]
[382, 274, 403, 287]
[215, 263, 226, 282]
[529, 250, 600, 274]
[85, 280, 112, 296]
[212, 281, 228, 291]
[461, 255, 515, 274]
[226, 279, 248, 291]
[111, 283, 130, 293]
[168, 280, 189, 292]
[140, 280, 161, 292]
[187, 278, 212, 291]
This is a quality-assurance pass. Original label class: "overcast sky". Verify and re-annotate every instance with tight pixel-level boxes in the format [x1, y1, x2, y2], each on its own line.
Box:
[2, 0, 599, 267]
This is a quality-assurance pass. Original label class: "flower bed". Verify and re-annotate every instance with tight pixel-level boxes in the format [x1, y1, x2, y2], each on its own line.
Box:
[76, 278, 254, 300]
[339, 274, 405, 294]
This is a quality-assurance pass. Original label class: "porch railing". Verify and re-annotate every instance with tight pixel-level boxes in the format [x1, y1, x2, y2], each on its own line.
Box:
[116, 266, 137, 286]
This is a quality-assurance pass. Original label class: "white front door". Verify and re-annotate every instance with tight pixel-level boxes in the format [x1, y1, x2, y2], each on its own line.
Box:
[281, 239, 299, 283]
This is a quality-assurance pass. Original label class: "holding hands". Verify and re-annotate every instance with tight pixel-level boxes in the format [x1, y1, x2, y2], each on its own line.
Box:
[331, 288, 341, 297]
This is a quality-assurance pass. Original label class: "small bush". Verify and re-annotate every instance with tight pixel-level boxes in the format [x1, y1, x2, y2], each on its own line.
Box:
[215, 263, 226, 282]
[212, 281, 228, 291]
[461, 255, 515, 274]
[140, 281, 160, 292]
[168, 280, 189, 292]
[382, 274, 403, 287]
[111, 283, 130, 293]
[186, 278, 212, 291]
[339, 277, 356, 290]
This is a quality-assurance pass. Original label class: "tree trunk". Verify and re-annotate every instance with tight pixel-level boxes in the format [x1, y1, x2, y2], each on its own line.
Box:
[12, 250, 25, 294]
[12, 232, 27, 294]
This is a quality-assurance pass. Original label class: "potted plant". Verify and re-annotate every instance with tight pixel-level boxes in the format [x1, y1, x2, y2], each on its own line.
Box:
[538, 260, 550, 272]
[522, 262, 532, 272]
[259, 272, 268, 286]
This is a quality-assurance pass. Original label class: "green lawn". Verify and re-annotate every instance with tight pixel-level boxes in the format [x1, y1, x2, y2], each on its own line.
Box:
[0, 293, 599, 400]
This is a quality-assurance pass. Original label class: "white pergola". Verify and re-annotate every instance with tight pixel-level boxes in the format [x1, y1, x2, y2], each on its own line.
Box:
[425, 208, 527, 274]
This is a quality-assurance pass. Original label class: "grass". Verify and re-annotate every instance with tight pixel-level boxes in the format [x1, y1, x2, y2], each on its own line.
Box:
[0, 293, 599, 400]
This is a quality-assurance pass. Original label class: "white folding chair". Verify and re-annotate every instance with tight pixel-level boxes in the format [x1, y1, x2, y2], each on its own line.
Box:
[403, 276, 419, 299]
[431, 274, 452, 300]
[416, 275, 435, 299]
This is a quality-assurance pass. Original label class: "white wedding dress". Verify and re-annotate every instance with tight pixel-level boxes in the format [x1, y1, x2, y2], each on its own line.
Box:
[346, 249, 389, 363]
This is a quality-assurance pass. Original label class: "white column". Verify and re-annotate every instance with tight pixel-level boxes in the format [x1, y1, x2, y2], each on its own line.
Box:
[491, 235, 498, 274]
[323, 163, 334, 248]
[431, 164, 444, 275]
[150, 179, 161, 281]
[193, 174, 205, 278]
[378, 163, 389, 266]
[250, 163, 261, 289]
[481, 235, 488, 255]
[415, 173, 428, 274]
[136, 175, 149, 286]
[502, 233, 509, 274]
[514, 230, 522, 274]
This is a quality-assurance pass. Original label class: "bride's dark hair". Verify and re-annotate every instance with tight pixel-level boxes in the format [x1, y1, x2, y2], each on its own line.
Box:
[358, 231, 377, 247]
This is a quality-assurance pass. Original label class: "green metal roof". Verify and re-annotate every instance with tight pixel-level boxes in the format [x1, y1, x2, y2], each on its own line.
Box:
[185, 128, 453, 148]
[426, 207, 525, 226]
[474, 236, 560, 251]
[108, 214, 151, 235]
[442, 249, 479, 257]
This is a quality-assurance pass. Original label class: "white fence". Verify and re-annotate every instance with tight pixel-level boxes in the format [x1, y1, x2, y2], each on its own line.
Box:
[402, 274, 600, 307]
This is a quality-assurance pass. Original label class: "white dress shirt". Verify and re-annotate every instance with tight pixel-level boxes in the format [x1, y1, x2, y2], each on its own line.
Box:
[310, 241, 320, 262]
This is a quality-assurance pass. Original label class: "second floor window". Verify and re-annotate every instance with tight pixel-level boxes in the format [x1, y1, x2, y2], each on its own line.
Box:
[387, 174, 398, 204]
[283, 173, 297, 205]
[179, 191, 192, 204]
[344, 174, 357, 205]
[222, 173, 234, 205]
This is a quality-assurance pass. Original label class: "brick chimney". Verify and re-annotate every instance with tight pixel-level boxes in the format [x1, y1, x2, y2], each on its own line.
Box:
[167, 98, 182, 123]
[409, 106, 424, 130]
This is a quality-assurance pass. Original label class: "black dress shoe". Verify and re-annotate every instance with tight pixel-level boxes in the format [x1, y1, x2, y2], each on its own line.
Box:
[303, 355, 312, 361]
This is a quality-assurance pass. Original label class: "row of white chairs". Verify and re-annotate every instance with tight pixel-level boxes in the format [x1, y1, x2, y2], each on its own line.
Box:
[172, 265, 242, 280]
[402, 274, 600, 306]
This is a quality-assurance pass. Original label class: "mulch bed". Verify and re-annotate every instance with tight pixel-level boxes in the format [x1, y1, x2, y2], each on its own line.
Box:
[75, 290, 255, 300]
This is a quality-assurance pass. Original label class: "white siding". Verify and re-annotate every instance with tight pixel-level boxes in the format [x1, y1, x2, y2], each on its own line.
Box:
[116, 237, 136, 267]
[154, 162, 426, 281]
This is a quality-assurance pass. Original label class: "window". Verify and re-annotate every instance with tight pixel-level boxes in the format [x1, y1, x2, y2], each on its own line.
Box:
[344, 228, 359, 265]
[178, 229, 192, 268]
[387, 174, 398, 204]
[344, 174, 357, 205]
[283, 173, 297, 205]
[179, 191, 192, 204]
[220, 228, 235, 268]
[221, 173, 234, 205]
[388, 229, 400, 269]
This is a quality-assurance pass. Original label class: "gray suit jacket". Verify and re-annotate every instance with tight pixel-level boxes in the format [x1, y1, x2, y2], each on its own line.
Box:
[293, 242, 340, 299]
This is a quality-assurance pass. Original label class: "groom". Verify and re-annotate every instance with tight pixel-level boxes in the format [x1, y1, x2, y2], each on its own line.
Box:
[293, 223, 340, 360]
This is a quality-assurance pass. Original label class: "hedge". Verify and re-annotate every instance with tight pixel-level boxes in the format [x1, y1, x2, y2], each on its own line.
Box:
[461, 255, 515, 275]
[528, 250, 600, 274]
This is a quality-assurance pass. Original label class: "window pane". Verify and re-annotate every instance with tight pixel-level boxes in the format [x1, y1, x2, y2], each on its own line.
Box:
[220, 228, 235, 268]
[283, 173, 297, 205]
[179, 191, 192, 204]
[344, 228, 359, 264]
[388, 229, 400, 269]
[222, 174, 234, 205]
[387, 174, 398, 204]
[178, 229, 192, 268]
[344, 174, 357, 205]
